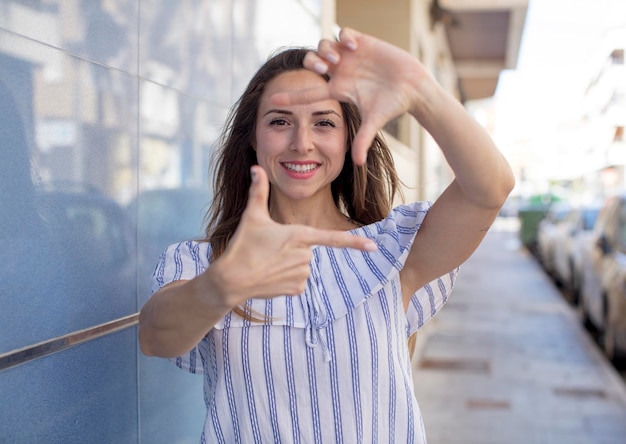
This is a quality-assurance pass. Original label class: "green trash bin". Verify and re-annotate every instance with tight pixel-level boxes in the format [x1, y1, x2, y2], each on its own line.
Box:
[518, 205, 549, 252]
[517, 194, 561, 253]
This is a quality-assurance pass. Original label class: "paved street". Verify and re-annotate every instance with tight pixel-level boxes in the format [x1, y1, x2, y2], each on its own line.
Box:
[411, 218, 626, 444]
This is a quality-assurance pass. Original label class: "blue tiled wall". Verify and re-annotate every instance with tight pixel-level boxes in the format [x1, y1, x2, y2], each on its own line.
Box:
[0, 1, 321, 441]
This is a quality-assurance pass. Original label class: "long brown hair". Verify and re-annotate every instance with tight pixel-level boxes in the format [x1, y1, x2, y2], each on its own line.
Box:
[204, 48, 400, 317]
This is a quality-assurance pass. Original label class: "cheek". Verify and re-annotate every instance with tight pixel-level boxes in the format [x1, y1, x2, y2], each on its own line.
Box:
[327, 143, 348, 175]
[328, 133, 349, 159]
[254, 140, 283, 171]
[254, 130, 277, 155]
[255, 139, 282, 157]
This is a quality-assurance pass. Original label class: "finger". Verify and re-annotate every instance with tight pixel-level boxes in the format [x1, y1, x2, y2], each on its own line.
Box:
[338, 27, 359, 51]
[303, 50, 331, 75]
[270, 84, 332, 107]
[316, 39, 341, 66]
[245, 165, 270, 215]
[300, 226, 378, 252]
[301, 39, 344, 75]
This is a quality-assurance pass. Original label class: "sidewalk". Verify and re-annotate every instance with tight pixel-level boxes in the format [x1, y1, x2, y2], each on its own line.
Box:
[411, 219, 626, 444]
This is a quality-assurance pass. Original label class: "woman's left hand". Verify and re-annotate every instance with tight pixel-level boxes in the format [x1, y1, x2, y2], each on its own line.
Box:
[271, 27, 431, 165]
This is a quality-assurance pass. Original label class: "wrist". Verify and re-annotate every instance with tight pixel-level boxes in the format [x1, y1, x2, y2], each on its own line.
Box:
[409, 75, 462, 135]
[407, 70, 441, 117]
[195, 260, 241, 313]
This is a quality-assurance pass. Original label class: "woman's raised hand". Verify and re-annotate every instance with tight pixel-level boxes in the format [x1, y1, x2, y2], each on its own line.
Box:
[210, 166, 377, 306]
[271, 27, 431, 165]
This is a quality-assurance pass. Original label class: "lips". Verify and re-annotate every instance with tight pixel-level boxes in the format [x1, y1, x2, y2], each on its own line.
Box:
[281, 162, 320, 173]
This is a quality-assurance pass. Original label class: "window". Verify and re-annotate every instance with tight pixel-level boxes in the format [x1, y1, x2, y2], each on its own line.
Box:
[610, 48, 624, 65]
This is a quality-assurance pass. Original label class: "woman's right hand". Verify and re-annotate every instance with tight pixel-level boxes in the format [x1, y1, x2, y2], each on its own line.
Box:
[207, 165, 377, 307]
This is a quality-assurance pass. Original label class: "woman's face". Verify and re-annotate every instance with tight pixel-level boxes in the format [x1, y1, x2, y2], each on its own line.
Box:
[254, 69, 348, 205]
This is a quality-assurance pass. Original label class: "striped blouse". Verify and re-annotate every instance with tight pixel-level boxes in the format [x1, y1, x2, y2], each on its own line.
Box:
[151, 202, 458, 443]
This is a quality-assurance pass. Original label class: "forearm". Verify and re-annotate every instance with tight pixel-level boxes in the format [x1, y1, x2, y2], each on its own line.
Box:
[138, 267, 233, 358]
[408, 74, 515, 207]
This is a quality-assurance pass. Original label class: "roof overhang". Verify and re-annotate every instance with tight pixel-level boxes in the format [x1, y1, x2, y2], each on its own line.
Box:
[433, 0, 529, 102]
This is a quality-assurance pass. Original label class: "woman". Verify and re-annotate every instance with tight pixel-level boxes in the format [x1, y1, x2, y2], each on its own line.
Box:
[139, 28, 514, 443]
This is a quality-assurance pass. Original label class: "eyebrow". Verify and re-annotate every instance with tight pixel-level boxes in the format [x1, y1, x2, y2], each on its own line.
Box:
[262, 109, 341, 118]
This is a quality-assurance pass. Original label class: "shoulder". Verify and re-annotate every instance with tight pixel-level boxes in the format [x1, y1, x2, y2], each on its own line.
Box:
[310, 202, 433, 302]
[161, 239, 210, 258]
[353, 201, 432, 249]
[150, 240, 211, 294]
[158, 240, 211, 268]
[386, 201, 432, 224]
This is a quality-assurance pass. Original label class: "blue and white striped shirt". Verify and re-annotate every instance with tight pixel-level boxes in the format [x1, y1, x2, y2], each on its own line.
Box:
[151, 202, 458, 443]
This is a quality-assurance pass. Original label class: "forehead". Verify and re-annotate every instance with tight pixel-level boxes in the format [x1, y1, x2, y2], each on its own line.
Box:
[260, 69, 342, 112]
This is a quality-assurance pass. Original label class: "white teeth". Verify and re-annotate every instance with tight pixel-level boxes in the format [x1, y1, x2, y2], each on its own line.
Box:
[283, 163, 317, 173]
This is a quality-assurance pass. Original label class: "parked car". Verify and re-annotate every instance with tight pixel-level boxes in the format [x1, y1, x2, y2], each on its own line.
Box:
[536, 202, 572, 276]
[551, 204, 602, 303]
[579, 193, 626, 362]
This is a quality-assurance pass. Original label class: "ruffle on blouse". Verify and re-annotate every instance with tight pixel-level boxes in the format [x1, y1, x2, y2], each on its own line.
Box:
[220, 202, 430, 330]
[151, 202, 457, 340]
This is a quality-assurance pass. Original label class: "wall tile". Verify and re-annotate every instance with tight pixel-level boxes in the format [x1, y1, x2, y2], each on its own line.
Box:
[139, 0, 233, 107]
[0, 29, 138, 353]
[1, 0, 138, 74]
[0, 329, 138, 442]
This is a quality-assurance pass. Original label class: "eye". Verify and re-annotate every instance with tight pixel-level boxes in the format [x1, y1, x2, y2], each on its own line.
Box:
[269, 117, 289, 126]
[317, 119, 336, 128]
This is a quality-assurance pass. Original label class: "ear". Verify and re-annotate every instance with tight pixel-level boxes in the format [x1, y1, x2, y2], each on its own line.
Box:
[251, 138, 257, 151]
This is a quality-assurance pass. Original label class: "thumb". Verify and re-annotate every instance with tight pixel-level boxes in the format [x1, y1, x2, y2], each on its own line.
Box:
[245, 165, 270, 216]
[351, 120, 380, 166]
[270, 85, 331, 107]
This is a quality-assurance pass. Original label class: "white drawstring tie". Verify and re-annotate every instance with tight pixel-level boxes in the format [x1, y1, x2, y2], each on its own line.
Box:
[303, 260, 331, 362]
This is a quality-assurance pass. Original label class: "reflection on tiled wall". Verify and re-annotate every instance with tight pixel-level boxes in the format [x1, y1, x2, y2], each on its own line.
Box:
[0, 0, 321, 441]
[0, 26, 138, 351]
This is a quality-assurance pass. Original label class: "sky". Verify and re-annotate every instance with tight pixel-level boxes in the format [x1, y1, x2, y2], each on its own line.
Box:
[494, 0, 626, 142]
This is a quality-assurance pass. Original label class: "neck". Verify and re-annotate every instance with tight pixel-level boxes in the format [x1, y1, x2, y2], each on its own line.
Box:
[268, 193, 356, 230]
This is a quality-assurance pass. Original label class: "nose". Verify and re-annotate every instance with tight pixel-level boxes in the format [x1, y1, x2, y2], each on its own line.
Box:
[291, 125, 313, 152]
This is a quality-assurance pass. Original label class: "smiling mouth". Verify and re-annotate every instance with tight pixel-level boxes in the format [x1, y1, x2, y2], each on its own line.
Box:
[281, 162, 319, 173]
